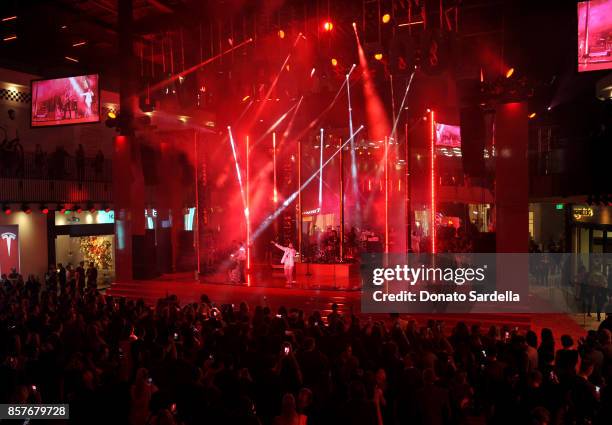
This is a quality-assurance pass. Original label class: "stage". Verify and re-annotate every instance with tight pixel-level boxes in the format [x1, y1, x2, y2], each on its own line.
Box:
[106, 272, 588, 342]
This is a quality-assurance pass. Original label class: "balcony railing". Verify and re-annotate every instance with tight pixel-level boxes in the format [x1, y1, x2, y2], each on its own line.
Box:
[0, 151, 112, 203]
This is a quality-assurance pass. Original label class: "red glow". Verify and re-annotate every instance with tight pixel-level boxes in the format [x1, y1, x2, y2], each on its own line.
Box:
[430, 110, 436, 254]
[323, 21, 334, 31]
[4, 208, 11, 215]
[145, 38, 253, 96]
[384, 137, 389, 253]
[273, 132, 278, 204]
[42, 208, 49, 215]
[246, 135, 251, 282]
[354, 29, 390, 140]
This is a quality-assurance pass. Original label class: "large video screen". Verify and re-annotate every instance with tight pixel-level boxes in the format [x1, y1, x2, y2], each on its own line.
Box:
[31, 74, 100, 127]
[435, 123, 461, 148]
[578, 0, 612, 72]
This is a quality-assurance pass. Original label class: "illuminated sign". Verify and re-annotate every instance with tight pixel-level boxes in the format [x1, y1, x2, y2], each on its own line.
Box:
[0, 225, 19, 274]
[303, 208, 321, 216]
[573, 207, 594, 220]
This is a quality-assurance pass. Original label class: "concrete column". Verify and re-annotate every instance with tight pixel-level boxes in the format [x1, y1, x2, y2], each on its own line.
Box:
[495, 102, 529, 253]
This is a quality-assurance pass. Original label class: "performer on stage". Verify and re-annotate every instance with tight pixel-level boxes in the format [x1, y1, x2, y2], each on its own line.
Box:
[271, 241, 296, 287]
[82, 86, 94, 117]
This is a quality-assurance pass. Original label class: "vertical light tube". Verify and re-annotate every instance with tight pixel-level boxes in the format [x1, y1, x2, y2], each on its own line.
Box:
[319, 128, 324, 209]
[384, 136, 389, 253]
[339, 139, 344, 260]
[297, 138, 302, 261]
[273, 132, 278, 205]
[194, 130, 200, 278]
[246, 135, 251, 280]
[430, 110, 436, 254]
[405, 122, 411, 253]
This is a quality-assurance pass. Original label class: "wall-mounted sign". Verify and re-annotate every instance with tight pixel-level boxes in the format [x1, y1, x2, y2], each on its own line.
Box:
[573, 207, 594, 220]
[0, 225, 19, 275]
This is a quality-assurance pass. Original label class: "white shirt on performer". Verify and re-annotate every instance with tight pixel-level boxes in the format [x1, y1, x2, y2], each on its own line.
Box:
[273, 243, 296, 268]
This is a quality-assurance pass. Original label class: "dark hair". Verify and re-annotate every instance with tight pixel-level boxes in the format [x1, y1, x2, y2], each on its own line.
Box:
[560, 334, 573, 348]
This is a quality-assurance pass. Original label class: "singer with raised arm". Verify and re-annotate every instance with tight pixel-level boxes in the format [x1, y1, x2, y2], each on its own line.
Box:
[271, 240, 296, 287]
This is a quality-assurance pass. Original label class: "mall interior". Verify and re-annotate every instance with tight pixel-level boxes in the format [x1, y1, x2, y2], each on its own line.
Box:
[1, 1, 612, 424]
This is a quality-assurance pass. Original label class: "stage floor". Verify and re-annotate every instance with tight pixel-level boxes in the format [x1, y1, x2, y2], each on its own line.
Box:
[106, 273, 588, 341]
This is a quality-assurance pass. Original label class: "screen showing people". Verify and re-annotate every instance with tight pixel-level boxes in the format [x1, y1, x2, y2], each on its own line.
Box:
[578, 0, 612, 72]
[31, 74, 99, 127]
[435, 123, 461, 148]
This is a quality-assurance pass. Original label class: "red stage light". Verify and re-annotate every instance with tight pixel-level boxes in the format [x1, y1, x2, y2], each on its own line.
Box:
[331, 58, 338, 66]
[42, 207, 49, 215]
[278, 29, 285, 39]
[430, 110, 436, 254]
[374, 53, 383, 61]
[3, 205, 11, 215]
[323, 21, 333, 31]
[505, 67, 515, 78]
[382, 14, 391, 24]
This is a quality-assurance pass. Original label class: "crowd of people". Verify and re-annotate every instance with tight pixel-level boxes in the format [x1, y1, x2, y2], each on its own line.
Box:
[1, 268, 612, 425]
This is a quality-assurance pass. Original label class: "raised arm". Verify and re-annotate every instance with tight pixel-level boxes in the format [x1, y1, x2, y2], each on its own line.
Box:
[271, 241, 285, 251]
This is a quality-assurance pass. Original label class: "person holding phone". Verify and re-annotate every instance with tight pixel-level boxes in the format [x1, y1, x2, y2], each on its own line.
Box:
[271, 241, 297, 288]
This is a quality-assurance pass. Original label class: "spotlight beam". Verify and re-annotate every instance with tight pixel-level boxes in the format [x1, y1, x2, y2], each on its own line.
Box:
[389, 70, 416, 139]
[227, 126, 248, 222]
[252, 102, 300, 149]
[252, 126, 364, 241]
[144, 38, 253, 96]
[346, 64, 360, 220]
[246, 34, 304, 130]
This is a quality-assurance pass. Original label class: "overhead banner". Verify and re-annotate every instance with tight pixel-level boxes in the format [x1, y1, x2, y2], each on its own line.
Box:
[0, 225, 19, 275]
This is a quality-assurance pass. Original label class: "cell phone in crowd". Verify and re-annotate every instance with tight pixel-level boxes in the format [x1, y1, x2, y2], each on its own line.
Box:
[282, 342, 291, 355]
[174, 332, 179, 341]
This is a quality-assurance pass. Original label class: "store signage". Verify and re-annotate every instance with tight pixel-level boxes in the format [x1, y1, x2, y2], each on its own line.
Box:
[573, 207, 594, 220]
[0, 225, 19, 274]
[303, 208, 321, 216]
